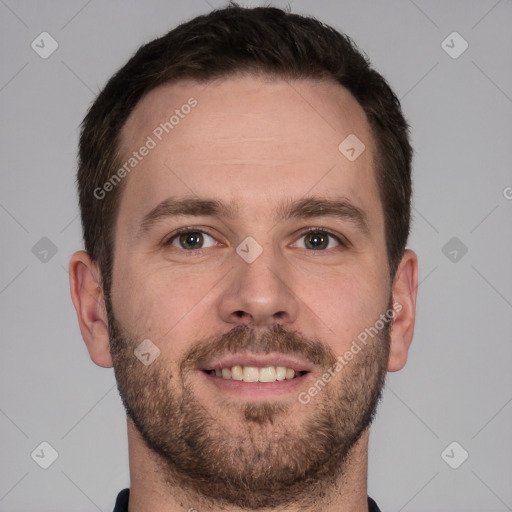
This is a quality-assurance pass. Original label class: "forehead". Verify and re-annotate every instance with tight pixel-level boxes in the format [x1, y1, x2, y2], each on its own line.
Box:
[117, 75, 381, 232]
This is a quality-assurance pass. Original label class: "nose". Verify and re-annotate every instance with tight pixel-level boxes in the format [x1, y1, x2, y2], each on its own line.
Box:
[216, 246, 299, 328]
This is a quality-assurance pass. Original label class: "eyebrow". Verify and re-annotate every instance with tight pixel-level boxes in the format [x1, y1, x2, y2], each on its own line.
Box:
[139, 197, 237, 234]
[137, 195, 370, 237]
[277, 197, 370, 235]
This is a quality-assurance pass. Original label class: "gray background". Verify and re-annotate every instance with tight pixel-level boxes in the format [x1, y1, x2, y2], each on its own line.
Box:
[1, 0, 511, 510]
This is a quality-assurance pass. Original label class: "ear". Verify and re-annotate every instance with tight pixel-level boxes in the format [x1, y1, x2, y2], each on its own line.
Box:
[69, 251, 113, 368]
[388, 249, 418, 372]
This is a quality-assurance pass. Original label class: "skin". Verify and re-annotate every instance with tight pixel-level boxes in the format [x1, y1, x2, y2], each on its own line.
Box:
[69, 75, 418, 512]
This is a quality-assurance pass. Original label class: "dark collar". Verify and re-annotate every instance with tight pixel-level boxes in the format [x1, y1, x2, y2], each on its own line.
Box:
[113, 488, 383, 511]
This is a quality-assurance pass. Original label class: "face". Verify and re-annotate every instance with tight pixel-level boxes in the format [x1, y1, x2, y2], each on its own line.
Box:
[109, 76, 393, 508]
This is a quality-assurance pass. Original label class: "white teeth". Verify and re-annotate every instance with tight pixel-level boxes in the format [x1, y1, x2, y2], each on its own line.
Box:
[259, 366, 276, 382]
[231, 366, 244, 380]
[276, 366, 287, 380]
[231, 365, 243, 380]
[209, 365, 302, 383]
[243, 366, 259, 382]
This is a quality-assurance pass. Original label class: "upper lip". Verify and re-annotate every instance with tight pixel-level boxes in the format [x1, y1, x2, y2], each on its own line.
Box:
[200, 353, 314, 373]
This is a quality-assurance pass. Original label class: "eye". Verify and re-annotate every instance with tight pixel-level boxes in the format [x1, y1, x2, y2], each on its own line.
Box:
[168, 230, 217, 250]
[293, 230, 341, 250]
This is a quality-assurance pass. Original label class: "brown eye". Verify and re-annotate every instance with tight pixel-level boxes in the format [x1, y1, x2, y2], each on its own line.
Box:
[294, 230, 341, 250]
[170, 231, 215, 250]
[304, 232, 329, 250]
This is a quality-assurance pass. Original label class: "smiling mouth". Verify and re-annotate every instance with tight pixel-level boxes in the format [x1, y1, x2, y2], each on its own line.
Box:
[203, 365, 309, 383]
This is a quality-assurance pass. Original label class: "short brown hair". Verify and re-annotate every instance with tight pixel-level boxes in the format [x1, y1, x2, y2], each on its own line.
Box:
[78, 4, 412, 294]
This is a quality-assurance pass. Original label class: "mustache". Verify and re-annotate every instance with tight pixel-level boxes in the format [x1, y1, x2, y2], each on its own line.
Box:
[180, 324, 337, 372]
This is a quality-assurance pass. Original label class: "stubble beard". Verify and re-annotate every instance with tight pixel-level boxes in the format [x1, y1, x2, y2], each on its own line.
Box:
[108, 303, 391, 509]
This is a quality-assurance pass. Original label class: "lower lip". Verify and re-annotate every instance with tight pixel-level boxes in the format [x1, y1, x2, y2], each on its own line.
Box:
[199, 371, 312, 399]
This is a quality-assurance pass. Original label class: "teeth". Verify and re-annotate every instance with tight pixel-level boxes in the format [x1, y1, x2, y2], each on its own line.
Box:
[276, 366, 287, 381]
[231, 365, 243, 380]
[208, 365, 302, 383]
[259, 366, 276, 382]
[243, 366, 259, 382]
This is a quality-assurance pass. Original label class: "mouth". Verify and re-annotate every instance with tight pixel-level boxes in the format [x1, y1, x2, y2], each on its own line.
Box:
[198, 353, 313, 396]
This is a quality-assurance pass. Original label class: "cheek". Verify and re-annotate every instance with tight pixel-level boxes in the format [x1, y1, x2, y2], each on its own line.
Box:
[111, 260, 222, 347]
[295, 264, 389, 350]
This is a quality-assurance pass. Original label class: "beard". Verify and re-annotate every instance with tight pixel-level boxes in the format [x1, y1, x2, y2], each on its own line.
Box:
[108, 300, 391, 509]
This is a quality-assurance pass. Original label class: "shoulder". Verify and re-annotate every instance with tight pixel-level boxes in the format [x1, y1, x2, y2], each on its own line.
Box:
[368, 496, 383, 512]
[113, 488, 130, 512]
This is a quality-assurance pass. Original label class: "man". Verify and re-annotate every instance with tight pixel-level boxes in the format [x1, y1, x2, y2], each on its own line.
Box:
[69, 4, 417, 511]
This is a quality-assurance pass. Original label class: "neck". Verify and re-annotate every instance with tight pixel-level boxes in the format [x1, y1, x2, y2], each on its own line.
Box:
[126, 419, 370, 512]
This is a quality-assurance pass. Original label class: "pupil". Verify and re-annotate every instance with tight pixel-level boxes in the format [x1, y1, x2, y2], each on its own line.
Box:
[306, 232, 327, 250]
[181, 232, 203, 249]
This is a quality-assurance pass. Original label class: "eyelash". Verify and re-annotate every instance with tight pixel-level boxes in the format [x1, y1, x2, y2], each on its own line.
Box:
[163, 227, 348, 251]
